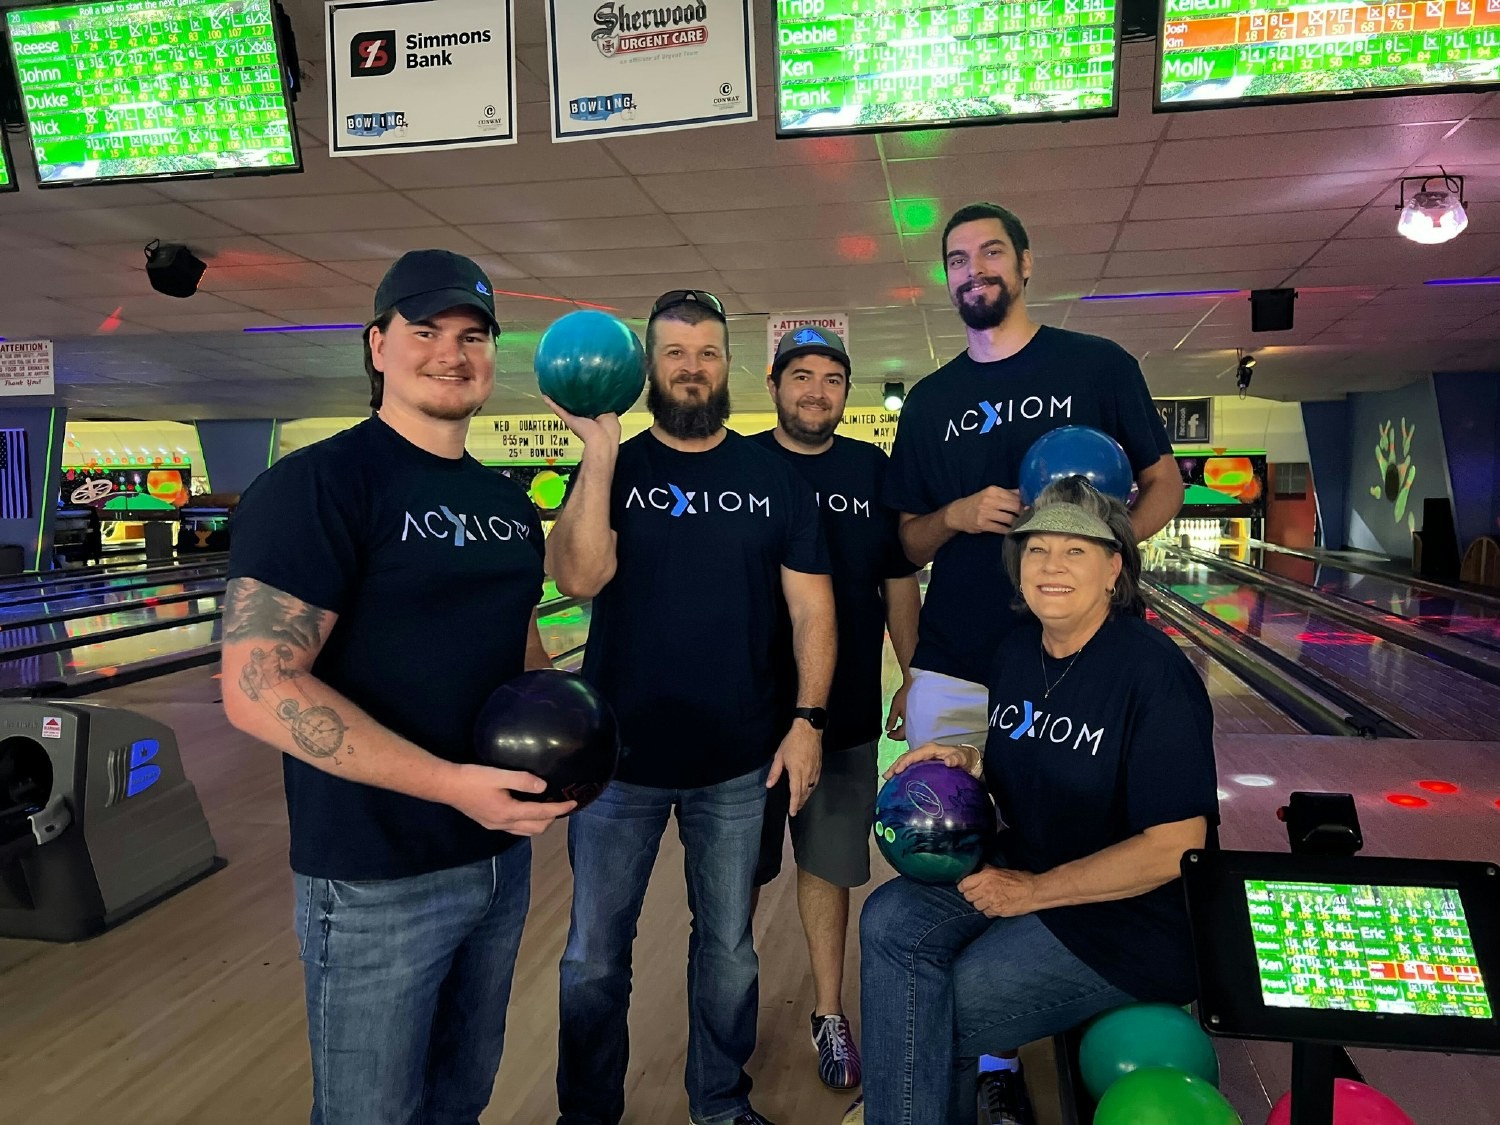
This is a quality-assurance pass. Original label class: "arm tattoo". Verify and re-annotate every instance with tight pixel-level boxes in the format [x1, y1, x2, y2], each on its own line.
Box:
[224, 578, 330, 649]
[226, 579, 350, 763]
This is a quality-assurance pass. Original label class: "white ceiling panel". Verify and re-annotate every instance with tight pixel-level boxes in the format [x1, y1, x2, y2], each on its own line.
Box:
[0, 0, 1492, 419]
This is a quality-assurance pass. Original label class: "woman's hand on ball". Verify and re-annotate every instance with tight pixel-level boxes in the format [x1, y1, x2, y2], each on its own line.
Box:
[543, 396, 621, 449]
[447, 763, 576, 834]
[884, 742, 981, 780]
[958, 867, 1039, 918]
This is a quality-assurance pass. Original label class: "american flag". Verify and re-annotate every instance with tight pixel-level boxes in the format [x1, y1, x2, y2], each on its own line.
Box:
[0, 428, 32, 519]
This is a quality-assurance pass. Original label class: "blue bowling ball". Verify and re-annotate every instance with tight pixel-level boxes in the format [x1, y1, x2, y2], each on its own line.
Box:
[534, 310, 646, 418]
[1018, 425, 1133, 506]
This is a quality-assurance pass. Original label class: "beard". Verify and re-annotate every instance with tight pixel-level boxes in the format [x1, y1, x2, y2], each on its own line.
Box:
[776, 398, 840, 445]
[417, 399, 481, 422]
[647, 374, 731, 439]
[954, 273, 1017, 331]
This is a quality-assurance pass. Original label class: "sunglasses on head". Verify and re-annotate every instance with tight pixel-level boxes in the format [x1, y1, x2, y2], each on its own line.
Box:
[650, 289, 726, 320]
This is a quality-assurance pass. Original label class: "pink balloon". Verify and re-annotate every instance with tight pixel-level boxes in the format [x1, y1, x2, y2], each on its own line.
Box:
[1267, 1079, 1414, 1125]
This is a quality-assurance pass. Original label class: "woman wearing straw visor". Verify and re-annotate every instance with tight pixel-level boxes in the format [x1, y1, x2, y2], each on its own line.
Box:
[847, 477, 1220, 1125]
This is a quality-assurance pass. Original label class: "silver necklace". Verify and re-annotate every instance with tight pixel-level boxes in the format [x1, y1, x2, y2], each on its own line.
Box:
[1040, 639, 1085, 700]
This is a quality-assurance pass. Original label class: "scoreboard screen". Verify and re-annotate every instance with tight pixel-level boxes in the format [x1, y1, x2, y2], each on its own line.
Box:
[776, 0, 1120, 136]
[1247, 879, 1493, 1019]
[0, 130, 16, 192]
[4, 0, 300, 187]
[1157, 0, 1500, 108]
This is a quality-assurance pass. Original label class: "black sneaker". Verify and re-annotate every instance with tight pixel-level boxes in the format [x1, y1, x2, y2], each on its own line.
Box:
[686, 1112, 777, 1125]
[812, 1012, 863, 1089]
[977, 1067, 1036, 1125]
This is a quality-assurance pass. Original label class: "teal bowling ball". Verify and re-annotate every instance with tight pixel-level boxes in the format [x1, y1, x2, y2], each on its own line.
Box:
[1079, 1002, 1220, 1101]
[534, 310, 646, 418]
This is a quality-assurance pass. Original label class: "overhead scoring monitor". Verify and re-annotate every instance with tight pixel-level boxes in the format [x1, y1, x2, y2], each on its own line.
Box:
[1156, 0, 1500, 108]
[775, 0, 1121, 136]
[4, 0, 301, 187]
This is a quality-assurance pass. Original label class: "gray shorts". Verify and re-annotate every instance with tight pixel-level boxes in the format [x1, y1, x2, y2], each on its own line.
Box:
[754, 739, 879, 889]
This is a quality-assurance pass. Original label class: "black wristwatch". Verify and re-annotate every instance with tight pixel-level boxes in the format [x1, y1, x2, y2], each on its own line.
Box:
[793, 706, 827, 731]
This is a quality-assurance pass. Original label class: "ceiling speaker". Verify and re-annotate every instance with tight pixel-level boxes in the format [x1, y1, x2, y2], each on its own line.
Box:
[1250, 288, 1297, 332]
[145, 241, 207, 299]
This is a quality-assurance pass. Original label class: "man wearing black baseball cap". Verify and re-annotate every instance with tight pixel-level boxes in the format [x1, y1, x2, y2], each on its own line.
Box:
[224, 249, 570, 1124]
[749, 325, 920, 1093]
[548, 288, 836, 1125]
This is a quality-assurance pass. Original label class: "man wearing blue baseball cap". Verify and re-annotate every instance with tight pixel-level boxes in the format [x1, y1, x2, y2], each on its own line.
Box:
[224, 248, 570, 1124]
[748, 325, 920, 1093]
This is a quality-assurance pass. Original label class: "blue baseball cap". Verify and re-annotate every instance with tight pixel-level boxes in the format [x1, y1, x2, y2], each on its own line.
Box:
[374, 249, 500, 335]
[772, 325, 850, 378]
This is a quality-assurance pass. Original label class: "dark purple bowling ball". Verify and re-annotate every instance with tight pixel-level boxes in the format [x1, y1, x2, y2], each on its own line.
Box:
[473, 669, 620, 812]
[873, 760, 997, 884]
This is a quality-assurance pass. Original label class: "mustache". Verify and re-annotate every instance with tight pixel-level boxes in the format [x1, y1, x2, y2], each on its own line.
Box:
[959, 275, 1006, 296]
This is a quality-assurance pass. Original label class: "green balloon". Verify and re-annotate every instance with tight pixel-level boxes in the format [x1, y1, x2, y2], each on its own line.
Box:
[1093, 1067, 1240, 1125]
[1079, 1003, 1220, 1101]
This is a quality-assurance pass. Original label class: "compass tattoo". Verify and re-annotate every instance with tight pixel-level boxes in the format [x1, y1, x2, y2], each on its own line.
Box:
[226, 578, 351, 764]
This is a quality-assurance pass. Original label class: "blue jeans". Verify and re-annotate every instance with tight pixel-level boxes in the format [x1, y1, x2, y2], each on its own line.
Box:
[860, 877, 1135, 1125]
[293, 842, 532, 1125]
[557, 766, 769, 1125]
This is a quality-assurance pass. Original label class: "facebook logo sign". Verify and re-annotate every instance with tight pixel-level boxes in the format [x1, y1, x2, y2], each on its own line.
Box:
[125, 739, 161, 798]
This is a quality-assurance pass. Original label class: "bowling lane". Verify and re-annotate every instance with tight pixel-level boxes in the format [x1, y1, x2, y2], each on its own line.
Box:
[0, 619, 224, 694]
[0, 553, 227, 593]
[0, 562, 227, 610]
[1144, 610, 1306, 736]
[0, 577, 225, 626]
[1244, 546, 1500, 653]
[0, 595, 222, 659]
[1148, 555, 1500, 740]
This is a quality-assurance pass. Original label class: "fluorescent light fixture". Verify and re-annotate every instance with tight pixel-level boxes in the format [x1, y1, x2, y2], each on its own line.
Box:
[1081, 289, 1241, 302]
[1423, 277, 1500, 287]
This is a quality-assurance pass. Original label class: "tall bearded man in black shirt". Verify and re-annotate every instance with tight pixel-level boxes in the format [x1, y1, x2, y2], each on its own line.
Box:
[547, 289, 837, 1125]
[877, 204, 1184, 1121]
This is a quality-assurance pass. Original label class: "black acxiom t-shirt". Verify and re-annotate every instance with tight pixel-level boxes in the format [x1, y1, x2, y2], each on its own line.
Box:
[228, 417, 545, 881]
[748, 430, 918, 752]
[984, 615, 1220, 1002]
[883, 327, 1173, 684]
[582, 429, 829, 789]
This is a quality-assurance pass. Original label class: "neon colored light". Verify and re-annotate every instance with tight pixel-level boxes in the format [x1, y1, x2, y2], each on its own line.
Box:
[1417, 780, 1459, 794]
[1386, 794, 1430, 808]
[1423, 277, 1500, 287]
[36, 408, 57, 569]
[243, 323, 363, 333]
[1082, 289, 1241, 301]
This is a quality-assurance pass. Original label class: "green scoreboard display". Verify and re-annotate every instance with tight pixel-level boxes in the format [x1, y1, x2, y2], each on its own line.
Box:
[776, 0, 1120, 136]
[1157, 0, 1500, 108]
[4, 0, 300, 186]
[1248, 879, 1493, 1020]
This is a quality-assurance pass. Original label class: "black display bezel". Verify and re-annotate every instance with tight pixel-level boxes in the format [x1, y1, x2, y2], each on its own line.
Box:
[773, 0, 1125, 138]
[1182, 849, 1500, 1053]
[3, 0, 303, 188]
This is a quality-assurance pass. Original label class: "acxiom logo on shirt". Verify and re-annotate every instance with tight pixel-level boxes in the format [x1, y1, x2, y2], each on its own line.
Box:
[816, 492, 872, 517]
[401, 507, 534, 545]
[990, 701, 1104, 756]
[625, 485, 771, 518]
[945, 395, 1074, 441]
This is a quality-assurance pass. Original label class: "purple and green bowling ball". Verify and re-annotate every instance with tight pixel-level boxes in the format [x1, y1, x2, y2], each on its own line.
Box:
[1018, 425, 1133, 506]
[534, 309, 646, 418]
[873, 760, 997, 884]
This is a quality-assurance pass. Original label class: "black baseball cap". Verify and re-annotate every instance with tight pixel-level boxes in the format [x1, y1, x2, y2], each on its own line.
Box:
[772, 325, 850, 378]
[374, 249, 500, 335]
